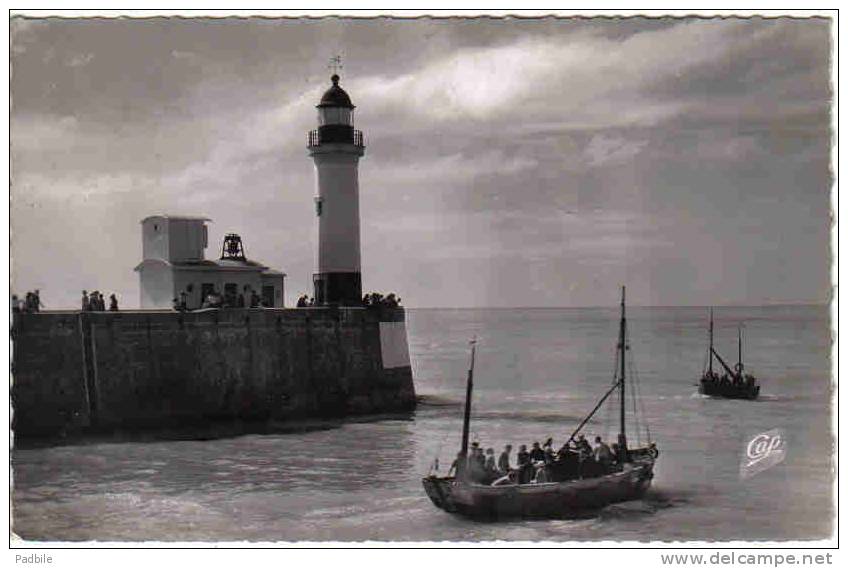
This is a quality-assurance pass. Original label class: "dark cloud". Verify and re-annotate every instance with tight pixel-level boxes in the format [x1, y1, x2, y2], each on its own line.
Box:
[10, 16, 833, 308]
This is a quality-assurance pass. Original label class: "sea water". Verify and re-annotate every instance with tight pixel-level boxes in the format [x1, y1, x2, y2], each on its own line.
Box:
[11, 305, 833, 542]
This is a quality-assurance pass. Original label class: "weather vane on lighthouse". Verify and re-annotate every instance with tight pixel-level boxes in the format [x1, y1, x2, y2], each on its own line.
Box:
[328, 55, 343, 76]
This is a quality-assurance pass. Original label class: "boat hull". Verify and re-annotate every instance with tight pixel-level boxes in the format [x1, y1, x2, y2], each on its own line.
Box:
[422, 458, 655, 520]
[699, 379, 759, 400]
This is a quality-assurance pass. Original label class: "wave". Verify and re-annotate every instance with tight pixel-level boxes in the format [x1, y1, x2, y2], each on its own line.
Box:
[417, 394, 462, 407]
[472, 410, 585, 424]
[689, 391, 793, 403]
[415, 402, 584, 424]
[756, 393, 786, 402]
[595, 487, 688, 521]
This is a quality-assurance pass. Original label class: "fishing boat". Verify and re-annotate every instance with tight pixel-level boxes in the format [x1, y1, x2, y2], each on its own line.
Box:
[698, 309, 760, 400]
[422, 287, 658, 520]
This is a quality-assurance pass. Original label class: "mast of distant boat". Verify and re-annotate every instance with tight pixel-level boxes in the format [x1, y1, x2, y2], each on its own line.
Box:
[709, 308, 714, 376]
[735, 326, 744, 378]
[459, 337, 477, 467]
[618, 286, 628, 457]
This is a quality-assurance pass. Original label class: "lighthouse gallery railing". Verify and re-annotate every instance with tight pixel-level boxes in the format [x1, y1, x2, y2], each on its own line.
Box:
[308, 128, 364, 147]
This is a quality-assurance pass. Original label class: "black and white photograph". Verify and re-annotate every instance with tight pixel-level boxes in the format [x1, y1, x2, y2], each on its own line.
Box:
[7, 8, 837, 550]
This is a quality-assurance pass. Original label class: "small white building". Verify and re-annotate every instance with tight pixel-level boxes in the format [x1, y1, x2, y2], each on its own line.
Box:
[134, 215, 286, 310]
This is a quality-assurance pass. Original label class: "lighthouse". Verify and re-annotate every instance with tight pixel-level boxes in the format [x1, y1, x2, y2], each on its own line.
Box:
[307, 73, 366, 306]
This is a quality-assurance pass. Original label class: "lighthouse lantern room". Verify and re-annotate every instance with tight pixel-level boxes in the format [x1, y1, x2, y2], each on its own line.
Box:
[307, 72, 366, 305]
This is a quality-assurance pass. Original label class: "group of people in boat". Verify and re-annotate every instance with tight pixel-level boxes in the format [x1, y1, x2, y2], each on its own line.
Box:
[701, 369, 757, 389]
[449, 434, 650, 486]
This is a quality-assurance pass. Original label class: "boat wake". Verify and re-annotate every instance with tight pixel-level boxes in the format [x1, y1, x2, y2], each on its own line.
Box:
[598, 500, 658, 520]
[692, 391, 781, 402]
[597, 488, 684, 520]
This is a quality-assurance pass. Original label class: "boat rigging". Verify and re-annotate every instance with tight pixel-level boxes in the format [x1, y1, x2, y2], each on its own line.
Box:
[698, 310, 760, 400]
[422, 287, 658, 520]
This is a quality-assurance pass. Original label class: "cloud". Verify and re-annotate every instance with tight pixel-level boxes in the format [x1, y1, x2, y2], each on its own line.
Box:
[351, 21, 726, 127]
[170, 50, 198, 61]
[9, 17, 832, 308]
[10, 17, 48, 54]
[584, 135, 649, 167]
[67, 52, 94, 67]
[368, 207, 674, 264]
[353, 18, 828, 141]
[371, 150, 538, 188]
[11, 114, 79, 153]
[695, 134, 765, 162]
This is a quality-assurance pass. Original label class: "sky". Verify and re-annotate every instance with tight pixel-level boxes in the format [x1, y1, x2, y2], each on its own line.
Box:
[9, 16, 833, 308]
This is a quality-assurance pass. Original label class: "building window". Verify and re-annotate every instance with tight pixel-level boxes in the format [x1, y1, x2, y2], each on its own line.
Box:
[318, 107, 353, 126]
[201, 283, 215, 304]
[262, 286, 275, 307]
[224, 283, 238, 307]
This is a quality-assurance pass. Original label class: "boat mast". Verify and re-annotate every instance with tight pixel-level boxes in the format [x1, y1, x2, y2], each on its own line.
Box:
[460, 337, 477, 460]
[708, 309, 714, 375]
[618, 286, 627, 455]
[736, 326, 744, 377]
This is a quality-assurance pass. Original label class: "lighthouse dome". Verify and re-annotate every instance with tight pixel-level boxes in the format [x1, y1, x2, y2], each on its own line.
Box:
[318, 74, 354, 109]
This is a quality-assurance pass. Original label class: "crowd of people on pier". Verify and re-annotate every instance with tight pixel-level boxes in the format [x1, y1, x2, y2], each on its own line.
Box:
[169, 286, 403, 311]
[82, 290, 119, 311]
[362, 292, 401, 307]
[11, 290, 44, 313]
[294, 292, 403, 308]
[173, 285, 268, 311]
[12, 289, 121, 313]
[12, 286, 403, 313]
[448, 434, 653, 486]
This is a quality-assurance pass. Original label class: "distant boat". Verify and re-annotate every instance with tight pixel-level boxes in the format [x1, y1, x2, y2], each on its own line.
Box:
[698, 309, 760, 400]
[422, 287, 658, 520]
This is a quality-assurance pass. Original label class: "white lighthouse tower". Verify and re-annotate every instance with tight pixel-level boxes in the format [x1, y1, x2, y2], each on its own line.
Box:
[307, 72, 366, 306]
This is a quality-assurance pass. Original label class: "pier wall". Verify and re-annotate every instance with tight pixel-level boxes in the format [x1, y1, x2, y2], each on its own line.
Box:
[11, 307, 416, 438]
